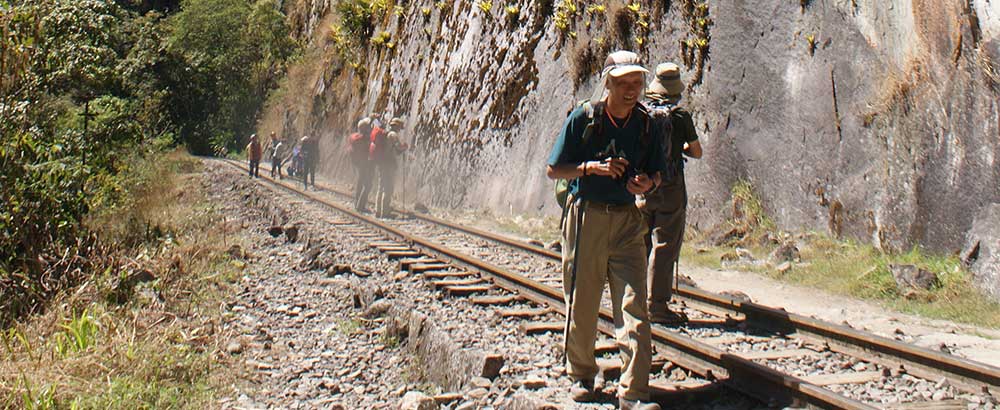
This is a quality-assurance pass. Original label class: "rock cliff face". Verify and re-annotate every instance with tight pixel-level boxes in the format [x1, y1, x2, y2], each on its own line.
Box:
[265, 0, 1000, 258]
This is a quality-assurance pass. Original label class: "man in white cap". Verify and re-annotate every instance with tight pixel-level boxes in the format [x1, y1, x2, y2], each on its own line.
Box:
[640, 62, 703, 325]
[545, 50, 665, 410]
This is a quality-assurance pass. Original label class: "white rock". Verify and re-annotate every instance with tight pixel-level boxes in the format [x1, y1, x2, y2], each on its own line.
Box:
[400, 391, 439, 410]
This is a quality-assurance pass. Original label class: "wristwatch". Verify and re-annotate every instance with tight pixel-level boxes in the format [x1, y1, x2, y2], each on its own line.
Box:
[644, 179, 659, 195]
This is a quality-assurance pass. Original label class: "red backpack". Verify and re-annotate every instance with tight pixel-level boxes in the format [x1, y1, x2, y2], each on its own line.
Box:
[368, 126, 387, 161]
[348, 132, 368, 159]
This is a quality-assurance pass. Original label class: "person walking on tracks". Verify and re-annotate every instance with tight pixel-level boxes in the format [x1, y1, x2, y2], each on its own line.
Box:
[269, 132, 287, 179]
[246, 134, 262, 178]
[349, 118, 375, 212]
[639, 62, 703, 325]
[545, 50, 666, 410]
[374, 117, 408, 218]
[300, 135, 319, 190]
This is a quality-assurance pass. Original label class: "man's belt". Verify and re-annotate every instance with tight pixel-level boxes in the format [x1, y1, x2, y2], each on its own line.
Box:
[582, 200, 636, 213]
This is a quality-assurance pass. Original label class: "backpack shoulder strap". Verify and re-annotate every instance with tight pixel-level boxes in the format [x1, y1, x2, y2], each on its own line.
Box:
[581, 100, 605, 146]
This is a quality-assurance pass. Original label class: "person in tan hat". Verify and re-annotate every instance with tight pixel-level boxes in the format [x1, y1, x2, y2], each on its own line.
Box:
[546, 50, 664, 410]
[640, 62, 703, 325]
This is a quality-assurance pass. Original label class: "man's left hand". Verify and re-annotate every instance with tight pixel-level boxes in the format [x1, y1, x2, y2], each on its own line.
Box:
[627, 174, 654, 195]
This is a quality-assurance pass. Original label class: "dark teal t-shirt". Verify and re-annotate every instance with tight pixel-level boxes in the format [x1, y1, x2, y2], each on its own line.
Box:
[547, 104, 667, 205]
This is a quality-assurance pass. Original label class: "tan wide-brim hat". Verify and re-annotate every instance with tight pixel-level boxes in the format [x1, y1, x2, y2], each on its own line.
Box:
[647, 62, 684, 97]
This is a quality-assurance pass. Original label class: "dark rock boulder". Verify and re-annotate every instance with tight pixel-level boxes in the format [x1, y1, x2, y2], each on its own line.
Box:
[962, 203, 1000, 301]
[283, 225, 299, 243]
[267, 225, 283, 237]
[889, 264, 938, 291]
[769, 242, 801, 263]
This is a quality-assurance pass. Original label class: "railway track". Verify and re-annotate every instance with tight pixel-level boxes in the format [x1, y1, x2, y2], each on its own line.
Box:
[224, 159, 999, 409]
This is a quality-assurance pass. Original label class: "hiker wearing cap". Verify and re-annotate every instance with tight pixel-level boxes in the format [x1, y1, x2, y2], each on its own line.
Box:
[300, 135, 320, 189]
[246, 134, 262, 178]
[375, 118, 407, 218]
[350, 118, 375, 212]
[545, 50, 665, 410]
[639, 63, 703, 325]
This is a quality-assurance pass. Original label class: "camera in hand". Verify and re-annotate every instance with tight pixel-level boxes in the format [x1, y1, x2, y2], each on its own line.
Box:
[595, 140, 638, 184]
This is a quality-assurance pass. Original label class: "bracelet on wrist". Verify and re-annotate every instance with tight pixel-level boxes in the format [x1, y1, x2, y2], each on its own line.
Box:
[582, 162, 588, 176]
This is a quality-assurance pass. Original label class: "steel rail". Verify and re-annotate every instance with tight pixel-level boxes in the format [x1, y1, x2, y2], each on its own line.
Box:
[223, 159, 878, 409]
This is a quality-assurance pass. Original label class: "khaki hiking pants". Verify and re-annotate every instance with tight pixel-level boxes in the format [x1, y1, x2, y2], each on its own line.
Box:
[561, 198, 653, 401]
[639, 177, 687, 311]
[375, 165, 396, 217]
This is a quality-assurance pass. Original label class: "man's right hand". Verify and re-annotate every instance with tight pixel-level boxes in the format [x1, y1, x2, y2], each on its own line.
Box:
[588, 157, 629, 178]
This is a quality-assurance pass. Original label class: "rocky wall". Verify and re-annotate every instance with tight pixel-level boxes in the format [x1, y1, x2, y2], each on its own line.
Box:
[271, 0, 1000, 259]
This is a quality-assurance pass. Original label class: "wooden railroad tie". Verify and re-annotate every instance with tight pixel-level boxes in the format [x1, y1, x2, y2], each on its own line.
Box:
[367, 241, 401, 248]
[423, 271, 476, 279]
[887, 399, 970, 410]
[682, 317, 743, 327]
[738, 348, 819, 360]
[470, 295, 525, 306]
[598, 358, 623, 380]
[431, 393, 463, 405]
[376, 246, 413, 252]
[444, 284, 493, 296]
[399, 257, 439, 270]
[410, 263, 452, 273]
[701, 334, 772, 346]
[385, 250, 422, 259]
[432, 278, 485, 289]
[497, 307, 553, 318]
[799, 371, 883, 387]
[520, 321, 564, 335]
[594, 340, 619, 355]
[649, 380, 718, 395]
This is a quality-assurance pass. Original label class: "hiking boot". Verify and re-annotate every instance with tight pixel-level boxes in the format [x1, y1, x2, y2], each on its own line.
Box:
[569, 379, 595, 402]
[649, 307, 688, 325]
[619, 398, 661, 410]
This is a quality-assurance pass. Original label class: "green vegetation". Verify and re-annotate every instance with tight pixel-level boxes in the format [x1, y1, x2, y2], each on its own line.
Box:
[336, 318, 364, 335]
[477, 0, 493, 14]
[1, 0, 295, 327]
[681, 179, 1000, 328]
[586, 4, 606, 14]
[553, 0, 579, 32]
[370, 30, 394, 49]
[1, 151, 245, 408]
[1, 1, 294, 405]
[679, 0, 711, 87]
[504, 5, 520, 26]
[329, 0, 397, 64]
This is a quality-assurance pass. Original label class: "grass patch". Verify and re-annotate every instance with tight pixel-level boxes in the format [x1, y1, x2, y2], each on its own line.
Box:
[684, 178, 1000, 328]
[0, 151, 245, 408]
[336, 318, 364, 335]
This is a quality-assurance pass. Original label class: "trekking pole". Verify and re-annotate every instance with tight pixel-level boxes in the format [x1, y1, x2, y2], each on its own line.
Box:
[674, 259, 680, 297]
[562, 197, 584, 360]
[399, 151, 400, 215]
